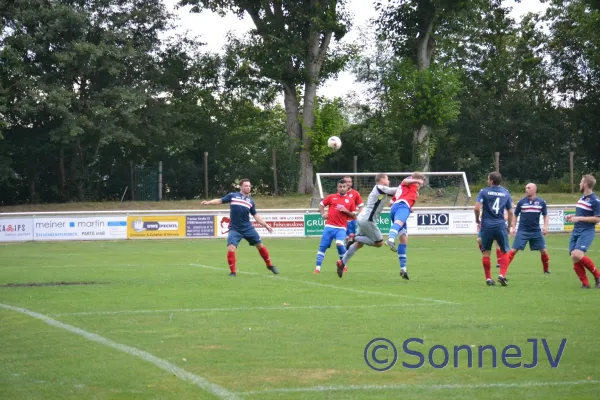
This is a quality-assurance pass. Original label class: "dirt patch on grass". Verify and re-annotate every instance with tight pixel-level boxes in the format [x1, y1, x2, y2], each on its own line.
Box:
[0, 281, 111, 288]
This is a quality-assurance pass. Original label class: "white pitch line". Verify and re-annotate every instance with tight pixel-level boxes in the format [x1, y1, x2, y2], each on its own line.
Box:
[50, 303, 435, 317]
[239, 379, 600, 396]
[188, 263, 460, 305]
[0, 302, 240, 400]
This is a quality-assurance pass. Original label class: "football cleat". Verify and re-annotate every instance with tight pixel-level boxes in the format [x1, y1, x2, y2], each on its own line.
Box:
[313, 269, 320, 274]
[400, 271, 410, 280]
[581, 284, 591, 289]
[229, 272, 237, 277]
[336, 260, 345, 278]
[544, 270, 551, 275]
[486, 279, 496, 286]
[385, 239, 397, 252]
[498, 276, 508, 286]
[267, 265, 279, 275]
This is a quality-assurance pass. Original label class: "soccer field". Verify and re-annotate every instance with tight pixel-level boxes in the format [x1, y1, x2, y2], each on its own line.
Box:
[1, 234, 599, 399]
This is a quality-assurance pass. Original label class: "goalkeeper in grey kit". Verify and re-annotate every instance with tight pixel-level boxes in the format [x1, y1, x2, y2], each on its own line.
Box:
[336, 173, 398, 278]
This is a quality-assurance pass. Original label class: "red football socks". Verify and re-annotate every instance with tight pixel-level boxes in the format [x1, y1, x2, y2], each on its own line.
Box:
[499, 253, 510, 277]
[258, 246, 272, 267]
[227, 251, 236, 273]
[496, 248, 502, 262]
[580, 256, 600, 278]
[508, 251, 516, 263]
[482, 257, 492, 280]
[541, 252, 550, 272]
[573, 262, 589, 286]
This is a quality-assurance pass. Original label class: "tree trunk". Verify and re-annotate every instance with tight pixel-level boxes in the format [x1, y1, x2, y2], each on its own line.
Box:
[412, 11, 436, 173]
[282, 81, 301, 153]
[58, 146, 66, 198]
[295, 23, 333, 194]
[298, 80, 317, 194]
[412, 125, 431, 173]
[29, 181, 36, 203]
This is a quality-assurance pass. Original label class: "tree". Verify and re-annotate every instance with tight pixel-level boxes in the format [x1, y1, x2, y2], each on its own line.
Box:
[375, 0, 517, 172]
[543, 0, 600, 170]
[178, 0, 352, 193]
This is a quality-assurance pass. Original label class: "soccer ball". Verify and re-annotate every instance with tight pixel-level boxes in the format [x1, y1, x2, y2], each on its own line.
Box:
[327, 136, 342, 150]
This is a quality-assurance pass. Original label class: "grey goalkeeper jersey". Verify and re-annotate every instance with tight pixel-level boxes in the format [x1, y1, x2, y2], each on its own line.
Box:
[359, 185, 398, 222]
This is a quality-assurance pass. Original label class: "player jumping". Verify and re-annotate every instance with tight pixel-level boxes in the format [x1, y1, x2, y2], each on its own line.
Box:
[336, 174, 397, 278]
[386, 173, 425, 280]
[314, 179, 356, 274]
[201, 179, 279, 277]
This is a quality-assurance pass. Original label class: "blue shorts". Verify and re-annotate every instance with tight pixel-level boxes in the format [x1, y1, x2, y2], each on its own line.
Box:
[227, 228, 261, 247]
[512, 230, 546, 251]
[390, 202, 411, 225]
[569, 230, 596, 254]
[320, 226, 347, 249]
[346, 220, 357, 235]
[480, 228, 510, 253]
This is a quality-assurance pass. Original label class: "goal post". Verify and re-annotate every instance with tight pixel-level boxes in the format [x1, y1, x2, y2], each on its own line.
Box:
[313, 172, 472, 208]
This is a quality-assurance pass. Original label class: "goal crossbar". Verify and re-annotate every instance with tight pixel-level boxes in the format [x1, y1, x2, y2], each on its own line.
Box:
[315, 172, 472, 207]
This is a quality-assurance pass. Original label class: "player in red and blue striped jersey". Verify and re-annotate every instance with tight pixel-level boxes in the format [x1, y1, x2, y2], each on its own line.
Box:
[506, 183, 551, 274]
[474, 172, 514, 286]
[314, 179, 356, 274]
[565, 175, 600, 289]
[201, 179, 278, 277]
[386, 172, 425, 280]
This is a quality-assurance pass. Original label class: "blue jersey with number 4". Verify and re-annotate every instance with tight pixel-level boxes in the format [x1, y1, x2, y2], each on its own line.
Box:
[477, 186, 513, 230]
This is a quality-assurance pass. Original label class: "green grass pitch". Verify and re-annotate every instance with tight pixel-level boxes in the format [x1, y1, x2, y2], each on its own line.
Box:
[1, 234, 599, 399]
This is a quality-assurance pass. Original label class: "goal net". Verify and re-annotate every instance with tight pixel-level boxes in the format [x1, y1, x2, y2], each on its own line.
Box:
[312, 172, 472, 208]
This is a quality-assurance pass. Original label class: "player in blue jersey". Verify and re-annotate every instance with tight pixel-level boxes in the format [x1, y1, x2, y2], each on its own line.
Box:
[476, 210, 507, 268]
[506, 183, 551, 274]
[474, 172, 514, 286]
[565, 175, 600, 288]
[201, 179, 279, 277]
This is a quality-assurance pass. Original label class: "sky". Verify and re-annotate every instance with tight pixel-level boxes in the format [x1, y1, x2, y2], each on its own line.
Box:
[162, 0, 549, 100]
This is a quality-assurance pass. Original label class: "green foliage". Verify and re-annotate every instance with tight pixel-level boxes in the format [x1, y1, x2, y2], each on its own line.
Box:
[383, 59, 462, 129]
[304, 97, 346, 169]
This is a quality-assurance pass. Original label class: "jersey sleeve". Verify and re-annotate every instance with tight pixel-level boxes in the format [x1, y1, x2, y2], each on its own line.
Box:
[381, 186, 398, 196]
[321, 195, 332, 207]
[505, 194, 513, 210]
[514, 200, 522, 216]
[249, 200, 257, 216]
[220, 193, 233, 203]
[476, 189, 485, 204]
[355, 192, 364, 208]
[541, 200, 548, 216]
[593, 197, 600, 216]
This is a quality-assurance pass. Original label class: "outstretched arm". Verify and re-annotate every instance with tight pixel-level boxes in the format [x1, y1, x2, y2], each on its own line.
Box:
[402, 178, 424, 186]
[254, 214, 274, 233]
[201, 198, 222, 205]
[382, 186, 398, 196]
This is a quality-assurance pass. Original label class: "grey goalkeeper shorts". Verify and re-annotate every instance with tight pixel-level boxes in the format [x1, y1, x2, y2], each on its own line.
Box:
[356, 216, 383, 243]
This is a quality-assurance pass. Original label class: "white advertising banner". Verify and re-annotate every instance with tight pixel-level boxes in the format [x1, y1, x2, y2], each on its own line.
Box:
[33, 217, 127, 241]
[0, 218, 34, 242]
[215, 214, 305, 238]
